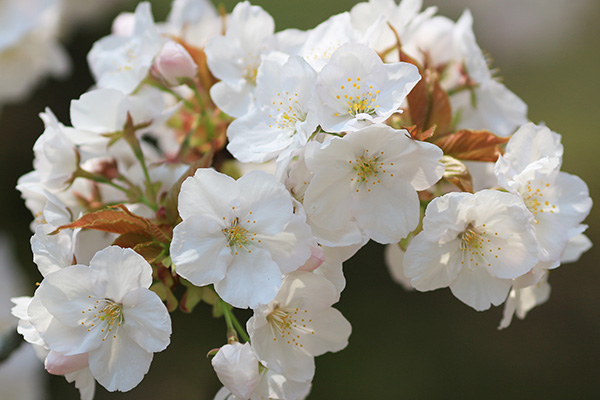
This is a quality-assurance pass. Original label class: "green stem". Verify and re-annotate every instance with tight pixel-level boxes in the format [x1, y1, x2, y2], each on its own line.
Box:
[220, 299, 250, 343]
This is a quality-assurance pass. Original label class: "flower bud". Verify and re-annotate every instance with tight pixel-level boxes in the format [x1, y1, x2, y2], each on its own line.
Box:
[153, 42, 198, 86]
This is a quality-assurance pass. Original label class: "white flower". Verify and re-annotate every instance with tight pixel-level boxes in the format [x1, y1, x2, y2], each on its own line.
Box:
[32, 109, 78, 190]
[495, 123, 592, 263]
[226, 56, 319, 170]
[303, 125, 443, 245]
[315, 43, 421, 133]
[404, 190, 539, 311]
[87, 2, 164, 93]
[170, 169, 313, 309]
[205, 1, 280, 117]
[0, 0, 69, 108]
[211, 342, 260, 399]
[247, 271, 351, 382]
[29, 246, 172, 392]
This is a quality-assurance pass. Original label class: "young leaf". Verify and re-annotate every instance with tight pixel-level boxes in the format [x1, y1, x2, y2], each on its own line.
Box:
[434, 129, 509, 162]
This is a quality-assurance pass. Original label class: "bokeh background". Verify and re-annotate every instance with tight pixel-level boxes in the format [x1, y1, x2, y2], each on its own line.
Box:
[1, 0, 599, 398]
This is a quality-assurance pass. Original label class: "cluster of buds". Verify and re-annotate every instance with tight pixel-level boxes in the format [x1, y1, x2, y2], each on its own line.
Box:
[9, 0, 591, 399]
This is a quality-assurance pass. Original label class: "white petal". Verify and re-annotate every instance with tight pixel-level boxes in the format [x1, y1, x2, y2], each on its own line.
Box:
[88, 333, 153, 392]
[215, 249, 282, 309]
[170, 215, 231, 287]
[89, 246, 153, 302]
[122, 288, 171, 353]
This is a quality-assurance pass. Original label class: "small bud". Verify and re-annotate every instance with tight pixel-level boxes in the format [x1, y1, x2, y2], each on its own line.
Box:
[298, 245, 326, 272]
[153, 42, 198, 86]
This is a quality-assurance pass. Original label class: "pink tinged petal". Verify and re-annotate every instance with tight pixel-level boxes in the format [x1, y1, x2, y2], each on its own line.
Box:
[178, 168, 239, 220]
[88, 333, 153, 392]
[449, 266, 512, 311]
[122, 288, 171, 353]
[404, 234, 462, 291]
[154, 41, 197, 86]
[45, 351, 89, 375]
[353, 175, 419, 244]
[170, 215, 231, 286]
[88, 246, 153, 302]
[211, 342, 260, 399]
[298, 246, 326, 272]
[215, 248, 282, 309]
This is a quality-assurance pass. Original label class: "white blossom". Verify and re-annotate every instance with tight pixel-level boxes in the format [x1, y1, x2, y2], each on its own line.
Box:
[315, 43, 421, 133]
[170, 169, 313, 309]
[247, 271, 351, 382]
[28, 246, 172, 392]
[87, 2, 164, 93]
[226, 56, 319, 171]
[404, 190, 539, 311]
[303, 125, 443, 245]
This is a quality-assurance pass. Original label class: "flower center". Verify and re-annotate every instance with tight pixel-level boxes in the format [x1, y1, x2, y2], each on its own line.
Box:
[459, 225, 501, 269]
[522, 181, 556, 222]
[223, 217, 249, 247]
[268, 92, 306, 133]
[80, 298, 124, 342]
[333, 77, 380, 118]
[267, 305, 314, 348]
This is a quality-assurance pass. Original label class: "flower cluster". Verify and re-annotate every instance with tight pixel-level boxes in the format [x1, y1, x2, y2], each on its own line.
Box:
[9, 0, 591, 399]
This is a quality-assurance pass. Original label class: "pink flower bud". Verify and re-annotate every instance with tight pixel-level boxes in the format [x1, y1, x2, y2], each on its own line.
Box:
[298, 245, 326, 272]
[111, 12, 136, 36]
[154, 42, 198, 86]
[45, 351, 89, 375]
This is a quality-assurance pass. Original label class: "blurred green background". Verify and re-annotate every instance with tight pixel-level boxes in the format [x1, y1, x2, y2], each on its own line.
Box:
[0, 0, 598, 398]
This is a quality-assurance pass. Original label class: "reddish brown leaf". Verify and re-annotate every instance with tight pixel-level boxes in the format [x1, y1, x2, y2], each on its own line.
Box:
[407, 74, 452, 136]
[53, 204, 171, 244]
[133, 242, 165, 264]
[434, 129, 509, 162]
